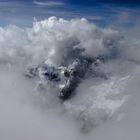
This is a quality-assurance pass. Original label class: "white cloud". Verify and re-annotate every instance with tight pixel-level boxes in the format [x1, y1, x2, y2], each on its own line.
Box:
[0, 17, 140, 140]
[33, 1, 64, 6]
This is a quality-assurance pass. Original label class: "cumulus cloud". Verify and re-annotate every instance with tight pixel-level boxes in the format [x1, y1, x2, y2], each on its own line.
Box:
[0, 17, 140, 140]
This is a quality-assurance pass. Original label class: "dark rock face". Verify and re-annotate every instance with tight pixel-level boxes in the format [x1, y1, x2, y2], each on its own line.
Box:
[25, 49, 108, 100]
[58, 58, 93, 100]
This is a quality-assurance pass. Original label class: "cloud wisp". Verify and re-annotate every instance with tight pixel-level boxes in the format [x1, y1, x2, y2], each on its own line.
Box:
[33, 0, 64, 6]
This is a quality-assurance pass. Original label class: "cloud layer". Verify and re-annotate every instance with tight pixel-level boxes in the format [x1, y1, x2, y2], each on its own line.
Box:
[0, 17, 140, 140]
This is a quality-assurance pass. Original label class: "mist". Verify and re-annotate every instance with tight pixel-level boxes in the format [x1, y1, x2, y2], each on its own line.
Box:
[0, 17, 140, 140]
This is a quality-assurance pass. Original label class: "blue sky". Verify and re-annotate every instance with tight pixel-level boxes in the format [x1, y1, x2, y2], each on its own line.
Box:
[0, 0, 139, 28]
[5, 0, 140, 6]
[16, 0, 140, 7]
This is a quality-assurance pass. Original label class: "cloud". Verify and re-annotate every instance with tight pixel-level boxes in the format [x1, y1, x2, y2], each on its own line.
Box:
[1, 16, 140, 140]
[33, 0, 64, 6]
